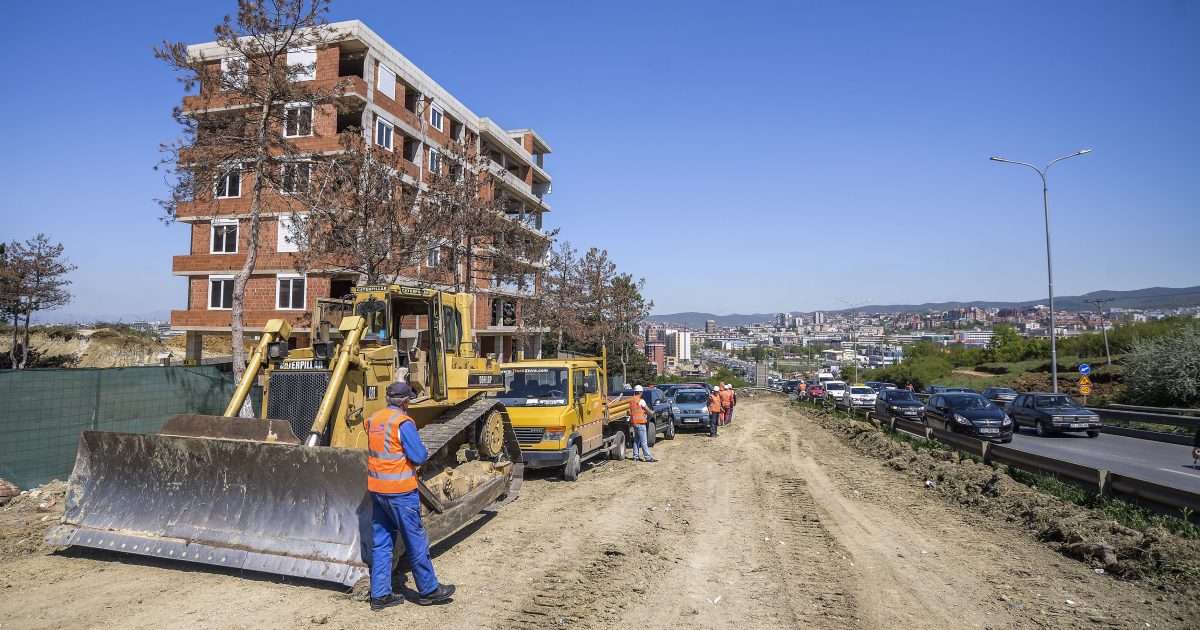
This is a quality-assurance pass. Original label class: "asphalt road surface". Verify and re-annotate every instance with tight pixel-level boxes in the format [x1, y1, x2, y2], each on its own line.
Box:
[1009, 428, 1200, 493]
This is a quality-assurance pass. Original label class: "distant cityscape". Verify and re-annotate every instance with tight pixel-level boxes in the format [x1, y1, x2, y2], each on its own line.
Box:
[638, 302, 1200, 376]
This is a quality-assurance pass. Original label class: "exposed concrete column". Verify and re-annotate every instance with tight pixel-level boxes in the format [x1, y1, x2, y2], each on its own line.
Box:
[185, 331, 204, 365]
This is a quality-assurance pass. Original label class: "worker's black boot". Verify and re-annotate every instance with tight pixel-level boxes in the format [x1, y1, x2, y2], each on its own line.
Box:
[370, 594, 403, 611]
[416, 584, 456, 605]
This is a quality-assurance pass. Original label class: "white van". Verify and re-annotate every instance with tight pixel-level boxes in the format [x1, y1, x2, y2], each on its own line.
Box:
[824, 380, 848, 403]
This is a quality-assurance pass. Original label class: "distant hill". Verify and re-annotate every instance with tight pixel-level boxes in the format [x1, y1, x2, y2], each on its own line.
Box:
[649, 285, 1200, 327]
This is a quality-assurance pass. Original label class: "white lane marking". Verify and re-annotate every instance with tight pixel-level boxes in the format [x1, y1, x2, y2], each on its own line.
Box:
[1157, 467, 1200, 478]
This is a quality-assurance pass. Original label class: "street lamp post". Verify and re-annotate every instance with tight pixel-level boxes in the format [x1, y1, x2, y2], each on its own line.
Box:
[990, 149, 1092, 393]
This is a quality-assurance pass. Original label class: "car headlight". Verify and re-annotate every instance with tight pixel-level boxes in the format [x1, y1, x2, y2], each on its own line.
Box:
[672, 406, 681, 414]
[1052, 415, 1067, 423]
[953, 413, 972, 425]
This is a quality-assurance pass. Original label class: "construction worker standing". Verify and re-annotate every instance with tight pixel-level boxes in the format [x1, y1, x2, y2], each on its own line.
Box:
[719, 384, 734, 425]
[366, 382, 456, 611]
[630, 385, 656, 462]
[707, 385, 722, 437]
[723, 384, 737, 424]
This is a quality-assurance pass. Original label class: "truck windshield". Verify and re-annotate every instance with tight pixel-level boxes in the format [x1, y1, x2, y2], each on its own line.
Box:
[500, 368, 570, 405]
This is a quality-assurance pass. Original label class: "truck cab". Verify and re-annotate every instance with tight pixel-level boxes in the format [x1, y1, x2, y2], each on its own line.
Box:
[498, 359, 631, 481]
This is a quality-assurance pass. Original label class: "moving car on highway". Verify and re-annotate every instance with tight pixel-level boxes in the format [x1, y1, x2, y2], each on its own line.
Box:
[824, 380, 848, 406]
[981, 387, 1018, 405]
[845, 385, 877, 410]
[865, 381, 896, 393]
[923, 392, 1013, 443]
[874, 388, 924, 421]
[806, 382, 826, 400]
[1007, 392, 1101, 438]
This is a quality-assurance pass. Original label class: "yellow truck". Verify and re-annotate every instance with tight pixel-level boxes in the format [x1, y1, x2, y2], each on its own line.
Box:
[497, 357, 632, 480]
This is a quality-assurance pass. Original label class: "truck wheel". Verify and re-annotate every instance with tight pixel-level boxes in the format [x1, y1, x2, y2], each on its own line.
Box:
[609, 433, 626, 461]
[646, 422, 657, 447]
[665, 420, 676, 440]
[1035, 420, 1048, 437]
[563, 445, 580, 481]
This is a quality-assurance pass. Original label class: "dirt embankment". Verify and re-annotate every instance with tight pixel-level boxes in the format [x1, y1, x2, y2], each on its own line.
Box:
[0, 398, 1195, 629]
[0, 329, 170, 368]
[807, 405, 1200, 611]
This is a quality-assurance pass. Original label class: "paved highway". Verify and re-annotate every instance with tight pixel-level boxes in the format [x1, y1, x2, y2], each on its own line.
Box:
[1008, 428, 1200, 494]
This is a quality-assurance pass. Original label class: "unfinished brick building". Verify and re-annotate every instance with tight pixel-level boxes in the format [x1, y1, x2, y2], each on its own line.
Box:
[170, 20, 552, 363]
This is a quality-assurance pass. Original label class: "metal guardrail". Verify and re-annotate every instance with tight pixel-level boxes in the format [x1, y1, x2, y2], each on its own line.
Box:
[1088, 407, 1200, 430]
[799, 400, 1200, 521]
[1109, 403, 1200, 417]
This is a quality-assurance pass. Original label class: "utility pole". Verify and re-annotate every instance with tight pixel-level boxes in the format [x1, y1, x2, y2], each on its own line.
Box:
[990, 149, 1092, 393]
[1084, 298, 1114, 366]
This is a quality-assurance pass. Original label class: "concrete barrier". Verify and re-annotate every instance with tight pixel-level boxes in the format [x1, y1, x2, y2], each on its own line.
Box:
[985, 444, 1107, 493]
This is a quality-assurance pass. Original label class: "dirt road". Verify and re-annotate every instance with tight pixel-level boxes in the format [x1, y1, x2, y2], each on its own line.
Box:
[0, 396, 1190, 629]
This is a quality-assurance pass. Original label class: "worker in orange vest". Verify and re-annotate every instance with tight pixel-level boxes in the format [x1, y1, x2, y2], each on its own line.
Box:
[707, 385, 723, 437]
[715, 381, 734, 424]
[366, 382, 455, 610]
[721, 383, 737, 424]
[630, 385, 656, 462]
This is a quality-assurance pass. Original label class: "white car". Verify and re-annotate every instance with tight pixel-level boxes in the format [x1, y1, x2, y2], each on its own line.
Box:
[846, 385, 877, 409]
[824, 380, 847, 404]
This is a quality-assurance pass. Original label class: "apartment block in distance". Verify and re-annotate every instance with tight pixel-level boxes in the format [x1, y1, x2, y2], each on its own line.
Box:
[170, 20, 552, 363]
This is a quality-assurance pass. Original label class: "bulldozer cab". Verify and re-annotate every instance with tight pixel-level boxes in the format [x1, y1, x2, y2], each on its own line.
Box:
[345, 284, 476, 402]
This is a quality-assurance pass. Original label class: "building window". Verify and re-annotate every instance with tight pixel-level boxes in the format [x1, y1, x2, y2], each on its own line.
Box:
[286, 46, 317, 81]
[375, 117, 394, 151]
[490, 298, 516, 327]
[430, 106, 444, 131]
[210, 219, 238, 254]
[280, 162, 311, 194]
[428, 148, 441, 174]
[215, 167, 241, 198]
[219, 56, 246, 86]
[277, 214, 298, 253]
[209, 275, 234, 310]
[376, 64, 396, 99]
[426, 246, 441, 268]
[277, 274, 306, 310]
[284, 104, 313, 137]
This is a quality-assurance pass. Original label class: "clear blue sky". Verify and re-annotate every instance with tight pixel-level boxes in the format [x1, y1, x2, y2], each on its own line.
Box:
[1, 0, 1197, 319]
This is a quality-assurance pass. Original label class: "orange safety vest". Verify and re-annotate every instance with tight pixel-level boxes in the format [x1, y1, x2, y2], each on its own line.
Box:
[366, 408, 419, 494]
[719, 389, 734, 409]
[630, 394, 647, 425]
[708, 393, 723, 413]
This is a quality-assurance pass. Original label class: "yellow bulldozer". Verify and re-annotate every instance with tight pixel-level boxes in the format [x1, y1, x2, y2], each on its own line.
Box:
[46, 284, 523, 587]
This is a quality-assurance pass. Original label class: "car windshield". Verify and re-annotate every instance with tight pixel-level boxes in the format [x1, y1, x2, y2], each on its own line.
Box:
[887, 391, 917, 402]
[825, 382, 846, 391]
[1035, 394, 1080, 408]
[850, 387, 874, 395]
[945, 394, 991, 410]
[675, 391, 707, 404]
[499, 368, 569, 405]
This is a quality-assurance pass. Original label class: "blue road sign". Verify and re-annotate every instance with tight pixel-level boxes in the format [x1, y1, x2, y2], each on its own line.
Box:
[1079, 364, 1091, 376]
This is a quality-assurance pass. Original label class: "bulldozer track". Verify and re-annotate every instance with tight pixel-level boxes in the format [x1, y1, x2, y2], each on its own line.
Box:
[762, 475, 858, 628]
[418, 395, 513, 459]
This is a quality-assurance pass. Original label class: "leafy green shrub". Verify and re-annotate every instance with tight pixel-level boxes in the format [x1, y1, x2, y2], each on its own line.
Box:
[1123, 324, 1200, 407]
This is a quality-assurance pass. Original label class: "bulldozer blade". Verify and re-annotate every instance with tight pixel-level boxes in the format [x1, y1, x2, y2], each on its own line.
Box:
[159, 414, 302, 444]
[46, 430, 372, 587]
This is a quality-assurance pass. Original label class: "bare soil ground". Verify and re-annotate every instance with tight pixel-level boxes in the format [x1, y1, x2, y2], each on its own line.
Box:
[1, 396, 1194, 629]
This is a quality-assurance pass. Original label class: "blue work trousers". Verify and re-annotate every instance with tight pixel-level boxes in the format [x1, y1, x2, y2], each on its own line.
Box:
[371, 491, 439, 599]
[633, 423, 654, 460]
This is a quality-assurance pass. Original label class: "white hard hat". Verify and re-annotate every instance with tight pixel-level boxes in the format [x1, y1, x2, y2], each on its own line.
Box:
[725, 384, 732, 389]
[634, 385, 643, 392]
[713, 385, 720, 392]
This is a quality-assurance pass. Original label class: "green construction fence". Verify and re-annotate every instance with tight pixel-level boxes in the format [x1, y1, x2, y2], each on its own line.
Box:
[0, 365, 251, 490]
